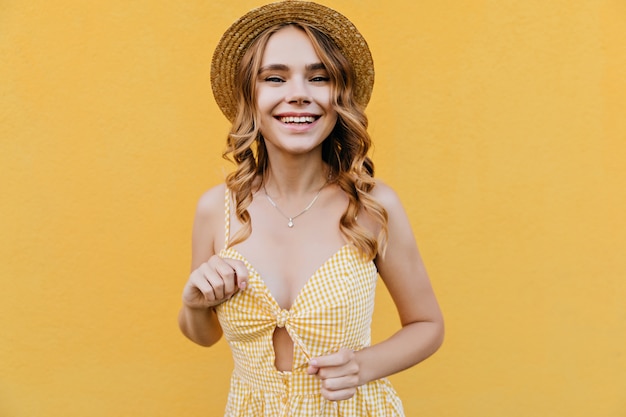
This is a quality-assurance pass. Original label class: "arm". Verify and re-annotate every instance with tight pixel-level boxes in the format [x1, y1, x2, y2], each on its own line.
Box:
[308, 181, 444, 400]
[178, 185, 249, 347]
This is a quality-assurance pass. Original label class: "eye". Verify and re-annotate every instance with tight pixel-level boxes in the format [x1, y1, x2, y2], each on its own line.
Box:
[264, 76, 285, 83]
[310, 76, 330, 83]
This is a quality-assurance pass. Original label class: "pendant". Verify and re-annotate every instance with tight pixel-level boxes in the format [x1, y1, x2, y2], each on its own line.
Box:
[288, 218, 294, 228]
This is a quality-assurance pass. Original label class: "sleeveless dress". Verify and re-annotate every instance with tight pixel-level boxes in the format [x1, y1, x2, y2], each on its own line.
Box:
[215, 188, 404, 416]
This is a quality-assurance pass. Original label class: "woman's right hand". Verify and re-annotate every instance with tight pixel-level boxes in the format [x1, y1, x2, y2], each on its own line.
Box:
[182, 255, 249, 309]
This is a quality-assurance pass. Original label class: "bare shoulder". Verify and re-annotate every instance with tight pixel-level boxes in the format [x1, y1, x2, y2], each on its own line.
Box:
[370, 179, 418, 261]
[370, 179, 443, 335]
[192, 183, 227, 261]
[371, 178, 404, 213]
[196, 183, 227, 218]
[357, 179, 406, 240]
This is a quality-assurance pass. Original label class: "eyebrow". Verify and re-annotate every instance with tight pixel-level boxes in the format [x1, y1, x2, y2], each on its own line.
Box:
[258, 63, 326, 74]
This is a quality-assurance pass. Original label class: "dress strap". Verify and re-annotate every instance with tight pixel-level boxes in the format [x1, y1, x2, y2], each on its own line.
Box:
[224, 186, 231, 248]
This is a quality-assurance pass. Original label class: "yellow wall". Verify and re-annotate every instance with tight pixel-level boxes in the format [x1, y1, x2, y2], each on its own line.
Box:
[1, 1, 625, 416]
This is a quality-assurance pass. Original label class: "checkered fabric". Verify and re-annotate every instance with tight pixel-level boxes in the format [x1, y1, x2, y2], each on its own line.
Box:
[216, 188, 405, 416]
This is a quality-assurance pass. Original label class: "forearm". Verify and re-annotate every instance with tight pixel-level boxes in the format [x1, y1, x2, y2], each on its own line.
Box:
[357, 320, 444, 385]
[178, 305, 223, 347]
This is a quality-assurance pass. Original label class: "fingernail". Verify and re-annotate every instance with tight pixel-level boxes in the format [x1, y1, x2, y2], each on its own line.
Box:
[309, 359, 317, 366]
[239, 282, 247, 290]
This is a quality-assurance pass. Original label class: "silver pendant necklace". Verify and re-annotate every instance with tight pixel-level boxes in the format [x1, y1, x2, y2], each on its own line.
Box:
[263, 182, 326, 228]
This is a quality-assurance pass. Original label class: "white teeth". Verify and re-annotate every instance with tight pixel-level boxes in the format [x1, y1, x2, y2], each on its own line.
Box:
[279, 116, 316, 124]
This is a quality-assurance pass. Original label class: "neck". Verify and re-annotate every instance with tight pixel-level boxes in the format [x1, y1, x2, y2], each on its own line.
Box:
[263, 159, 329, 199]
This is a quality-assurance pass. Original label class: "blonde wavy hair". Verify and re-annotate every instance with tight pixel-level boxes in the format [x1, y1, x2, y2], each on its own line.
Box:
[223, 22, 388, 261]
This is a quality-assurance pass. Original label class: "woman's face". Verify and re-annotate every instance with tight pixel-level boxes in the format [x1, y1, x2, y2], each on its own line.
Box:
[255, 25, 338, 157]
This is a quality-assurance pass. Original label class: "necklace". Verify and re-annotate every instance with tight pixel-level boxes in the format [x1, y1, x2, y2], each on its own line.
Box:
[263, 182, 326, 228]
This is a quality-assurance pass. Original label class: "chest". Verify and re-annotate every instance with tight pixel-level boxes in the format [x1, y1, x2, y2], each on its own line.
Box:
[237, 235, 347, 309]
[232, 193, 351, 309]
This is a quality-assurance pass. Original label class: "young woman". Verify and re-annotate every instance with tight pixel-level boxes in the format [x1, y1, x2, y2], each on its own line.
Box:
[178, 2, 444, 415]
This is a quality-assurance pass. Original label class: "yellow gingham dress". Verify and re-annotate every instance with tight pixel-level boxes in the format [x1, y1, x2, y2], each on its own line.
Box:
[216, 188, 404, 416]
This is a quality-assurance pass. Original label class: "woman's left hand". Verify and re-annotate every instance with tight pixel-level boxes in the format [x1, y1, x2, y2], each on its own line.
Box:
[306, 348, 361, 401]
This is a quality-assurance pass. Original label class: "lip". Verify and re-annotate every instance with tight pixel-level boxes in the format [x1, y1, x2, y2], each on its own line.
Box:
[274, 112, 320, 118]
[273, 112, 321, 132]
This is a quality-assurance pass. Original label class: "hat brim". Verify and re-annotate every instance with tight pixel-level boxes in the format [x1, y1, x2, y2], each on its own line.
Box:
[210, 0, 374, 122]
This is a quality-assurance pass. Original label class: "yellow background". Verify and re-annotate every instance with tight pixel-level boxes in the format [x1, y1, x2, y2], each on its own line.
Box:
[1, 0, 625, 416]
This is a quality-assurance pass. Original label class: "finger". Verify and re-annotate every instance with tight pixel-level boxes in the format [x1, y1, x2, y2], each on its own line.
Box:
[206, 273, 227, 300]
[187, 274, 216, 305]
[213, 263, 237, 295]
[223, 258, 250, 289]
[321, 374, 359, 392]
[316, 360, 359, 380]
[206, 258, 236, 298]
[309, 348, 354, 368]
[306, 364, 319, 375]
[321, 386, 357, 402]
[198, 282, 216, 304]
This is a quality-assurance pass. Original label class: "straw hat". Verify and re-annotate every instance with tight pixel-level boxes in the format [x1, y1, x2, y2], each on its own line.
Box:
[210, 0, 375, 122]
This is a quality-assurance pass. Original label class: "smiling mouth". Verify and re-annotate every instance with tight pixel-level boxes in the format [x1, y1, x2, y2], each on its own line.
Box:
[276, 116, 319, 124]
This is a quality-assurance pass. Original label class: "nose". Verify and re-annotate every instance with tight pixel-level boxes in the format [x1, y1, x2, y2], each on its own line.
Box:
[286, 78, 311, 105]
